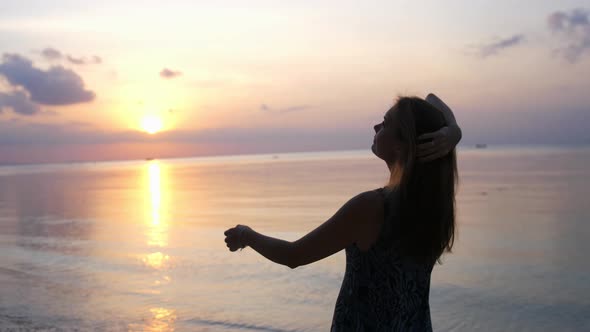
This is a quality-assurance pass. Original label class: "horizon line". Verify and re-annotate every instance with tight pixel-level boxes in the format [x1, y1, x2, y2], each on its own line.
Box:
[0, 143, 588, 168]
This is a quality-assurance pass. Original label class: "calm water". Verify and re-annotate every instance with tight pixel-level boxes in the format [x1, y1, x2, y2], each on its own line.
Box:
[0, 147, 589, 331]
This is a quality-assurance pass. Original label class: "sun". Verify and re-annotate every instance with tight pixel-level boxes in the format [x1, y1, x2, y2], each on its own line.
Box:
[141, 115, 163, 134]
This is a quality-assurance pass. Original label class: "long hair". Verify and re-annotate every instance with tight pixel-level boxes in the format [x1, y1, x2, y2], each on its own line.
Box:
[386, 96, 458, 264]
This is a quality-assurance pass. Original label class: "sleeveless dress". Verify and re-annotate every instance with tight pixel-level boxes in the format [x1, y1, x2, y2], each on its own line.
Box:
[330, 188, 435, 331]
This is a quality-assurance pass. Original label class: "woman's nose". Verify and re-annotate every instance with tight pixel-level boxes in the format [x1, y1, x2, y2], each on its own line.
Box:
[373, 124, 380, 132]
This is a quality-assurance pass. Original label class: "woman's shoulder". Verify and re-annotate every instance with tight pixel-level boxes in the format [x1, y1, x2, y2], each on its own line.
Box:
[347, 188, 387, 214]
[355, 187, 386, 200]
[346, 189, 388, 250]
[358, 186, 397, 201]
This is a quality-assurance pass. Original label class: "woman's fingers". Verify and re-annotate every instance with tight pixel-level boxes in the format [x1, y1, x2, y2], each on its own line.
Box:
[418, 141, 451, 161]
[224, 224, 250, 252]
[417, 131, 445, 157]
[418, 140, 437, 148]
[225, 233, 241, 251]
[227, 238, 240, 251]
[225, 228, 237, 251]
[414, 123, 456, 163]
[225, 234, 235, 243]
[224, 227, 239, 236]
[418, 139, 446, 156]
[418, 131, 442, 141]
[419, 145, 450, 160]
[418, 152, 441, 163]
[418, 139, 440, 151]
[417, 148, 439, 159]
[224, 225, 243, 236]
[417, 140, 436, 153]
[419, 138, 449, 153]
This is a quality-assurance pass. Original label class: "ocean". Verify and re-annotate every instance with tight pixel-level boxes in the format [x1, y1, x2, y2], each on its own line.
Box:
[0, 146, 589, 331]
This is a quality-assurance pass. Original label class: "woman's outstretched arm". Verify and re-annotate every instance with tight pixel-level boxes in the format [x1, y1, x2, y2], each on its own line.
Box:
[224, 190, 382, 269]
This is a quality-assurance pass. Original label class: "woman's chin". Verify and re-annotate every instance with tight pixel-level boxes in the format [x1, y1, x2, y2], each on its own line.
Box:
[371, 145, 388, 162]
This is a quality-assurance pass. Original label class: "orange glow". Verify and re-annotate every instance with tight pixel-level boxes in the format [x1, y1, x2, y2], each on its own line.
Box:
[107, 80, 188, 133]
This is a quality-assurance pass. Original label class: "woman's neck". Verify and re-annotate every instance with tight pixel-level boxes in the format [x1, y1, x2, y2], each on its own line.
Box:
[388, 163, 403, 187]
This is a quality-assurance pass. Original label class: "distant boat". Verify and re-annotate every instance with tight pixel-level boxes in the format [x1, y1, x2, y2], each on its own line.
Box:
[145, 157, 155, 161]
[475, 144, 487, 149]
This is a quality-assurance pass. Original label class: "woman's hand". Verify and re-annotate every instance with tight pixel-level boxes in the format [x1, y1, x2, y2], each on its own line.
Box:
[224, 224, 252, 252]
[417, 93, 462, 162]
[417, 125, 461, 162]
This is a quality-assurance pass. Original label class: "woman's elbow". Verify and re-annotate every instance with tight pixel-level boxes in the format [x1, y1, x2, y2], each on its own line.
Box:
[285, 244, 303, 269]
[285, 252, 301, 269]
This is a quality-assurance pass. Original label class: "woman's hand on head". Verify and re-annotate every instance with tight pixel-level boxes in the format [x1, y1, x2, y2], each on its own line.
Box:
[418, 92, 462, 162]
[224, 224, 252, 252]
[417, 125, 461, 162]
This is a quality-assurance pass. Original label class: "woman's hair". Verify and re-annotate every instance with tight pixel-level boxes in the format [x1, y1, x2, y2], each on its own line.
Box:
[386, 96, 458, 264]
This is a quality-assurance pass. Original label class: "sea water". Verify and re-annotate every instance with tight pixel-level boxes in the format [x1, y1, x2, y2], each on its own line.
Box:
[0, 147, 589, 331]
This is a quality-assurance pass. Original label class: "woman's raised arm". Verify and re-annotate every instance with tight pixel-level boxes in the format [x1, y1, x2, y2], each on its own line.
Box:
[417, 93, 462, 162]
[426, 93, 460, 128]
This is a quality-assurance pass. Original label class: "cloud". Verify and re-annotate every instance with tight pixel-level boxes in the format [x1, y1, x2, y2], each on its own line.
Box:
[547, 8, 590, 63]
[66, 55, 102, 65]
[40, 47, 102, 65]
[475, 34, 526, 58]
[160, 68, 182, 79]
[0, 91, 41, 115]
[41, 47, 62, 60]
[66, 55, 85, 65]
[0, 53, 95, 105]
[259, 104, 312, 114]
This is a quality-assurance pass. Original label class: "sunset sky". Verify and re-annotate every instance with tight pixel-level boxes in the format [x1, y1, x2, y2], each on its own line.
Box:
[1, 0, 589, 164]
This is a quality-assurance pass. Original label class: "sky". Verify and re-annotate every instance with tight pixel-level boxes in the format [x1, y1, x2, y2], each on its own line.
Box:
[0, 0, 589, 164]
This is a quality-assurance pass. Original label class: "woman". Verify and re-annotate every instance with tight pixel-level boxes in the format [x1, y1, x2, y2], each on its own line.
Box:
[224, 93, 461, 331]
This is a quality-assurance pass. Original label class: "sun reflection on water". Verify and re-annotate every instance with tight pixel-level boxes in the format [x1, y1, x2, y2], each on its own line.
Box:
[139, 161, 176, 331]
[149, 162, 161, 224]
[128, 307, 177, 332]
[145, 161, 168, 248]
[142, 251, 170, 270]
[141, 160, 174, 273]
[148, 307, 177, 332]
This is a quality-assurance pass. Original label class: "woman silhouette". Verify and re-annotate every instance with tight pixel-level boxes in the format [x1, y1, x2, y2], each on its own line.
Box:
[225, 93, 461, 331]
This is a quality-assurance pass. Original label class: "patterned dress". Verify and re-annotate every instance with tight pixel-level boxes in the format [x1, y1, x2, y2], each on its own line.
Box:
[331, 188, 435, 331]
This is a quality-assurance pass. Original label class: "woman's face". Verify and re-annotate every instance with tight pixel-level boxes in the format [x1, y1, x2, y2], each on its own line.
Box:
[372, 108, 401, 165]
